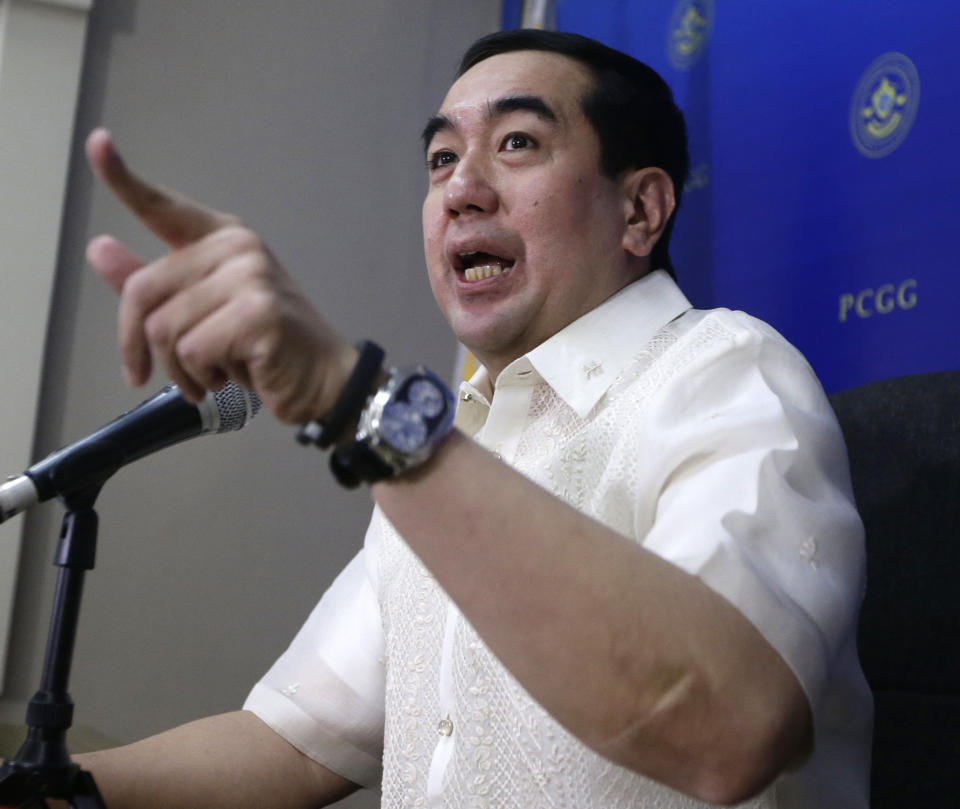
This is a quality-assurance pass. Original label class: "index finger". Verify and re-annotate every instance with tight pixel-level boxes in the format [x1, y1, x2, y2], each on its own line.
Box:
[85, 127, 239, 248]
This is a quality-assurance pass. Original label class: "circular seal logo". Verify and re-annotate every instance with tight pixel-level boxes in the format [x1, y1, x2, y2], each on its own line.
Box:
[667, 0, 713, 70]
[850, 52, 920, 158]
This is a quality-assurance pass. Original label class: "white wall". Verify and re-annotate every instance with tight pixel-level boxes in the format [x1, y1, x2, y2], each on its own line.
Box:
[0, 0, 91, 694]
[0, 1, 498, 805]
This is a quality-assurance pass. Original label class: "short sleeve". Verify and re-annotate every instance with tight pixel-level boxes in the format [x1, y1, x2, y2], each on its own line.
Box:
[243, 543, 386, 788]
[639, 311, 866, 713]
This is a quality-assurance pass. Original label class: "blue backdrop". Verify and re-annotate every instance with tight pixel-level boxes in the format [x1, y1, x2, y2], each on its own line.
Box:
[502, 1, 957, 392]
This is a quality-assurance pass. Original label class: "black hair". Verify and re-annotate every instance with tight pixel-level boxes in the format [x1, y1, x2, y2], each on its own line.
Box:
[458, 30, 690, 278]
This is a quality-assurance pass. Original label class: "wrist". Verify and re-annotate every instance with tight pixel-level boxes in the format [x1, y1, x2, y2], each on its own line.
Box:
[297, 340, 384, 449]
[297, 342, 455, 488]
[331, 367, 391, 449]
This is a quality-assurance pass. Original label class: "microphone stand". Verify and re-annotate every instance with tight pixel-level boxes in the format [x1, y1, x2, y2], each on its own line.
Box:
[0, 485, 108, 808]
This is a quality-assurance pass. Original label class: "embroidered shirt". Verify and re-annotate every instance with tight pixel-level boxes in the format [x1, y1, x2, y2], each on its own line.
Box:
[245, 271, 872, 808]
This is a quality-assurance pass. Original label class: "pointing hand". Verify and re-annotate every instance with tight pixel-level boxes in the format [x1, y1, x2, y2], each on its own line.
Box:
[85, 128, 357, 425]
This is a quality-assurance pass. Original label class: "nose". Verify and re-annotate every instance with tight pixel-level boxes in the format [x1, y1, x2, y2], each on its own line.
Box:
[444, 153, 498, 218]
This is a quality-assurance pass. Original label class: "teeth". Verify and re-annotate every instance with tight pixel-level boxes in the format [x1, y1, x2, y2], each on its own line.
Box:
[464, 264, 505, 282]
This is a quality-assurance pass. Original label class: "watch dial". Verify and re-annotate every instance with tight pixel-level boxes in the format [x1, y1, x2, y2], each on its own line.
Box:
[381, 401, 427, 452]
[407, 378, 445, 418]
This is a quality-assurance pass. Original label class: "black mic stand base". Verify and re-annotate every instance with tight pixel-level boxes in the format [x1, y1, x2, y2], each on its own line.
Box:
[0, 496, 107, 809]
[0, 764, 105, 809]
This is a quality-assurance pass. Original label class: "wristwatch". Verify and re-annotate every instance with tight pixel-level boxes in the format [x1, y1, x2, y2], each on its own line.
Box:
[329, 365, 455, 488]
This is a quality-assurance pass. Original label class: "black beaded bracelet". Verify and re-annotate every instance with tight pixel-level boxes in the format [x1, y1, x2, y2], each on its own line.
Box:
[295, 340, 385, 449]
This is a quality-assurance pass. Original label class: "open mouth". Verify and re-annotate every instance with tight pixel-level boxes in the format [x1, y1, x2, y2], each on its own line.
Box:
[457, 251, 515, 282]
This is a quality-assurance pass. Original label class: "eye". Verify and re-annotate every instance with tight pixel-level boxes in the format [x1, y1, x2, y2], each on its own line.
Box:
[502, 132, 535, 151]
[427, 149, 457, 171]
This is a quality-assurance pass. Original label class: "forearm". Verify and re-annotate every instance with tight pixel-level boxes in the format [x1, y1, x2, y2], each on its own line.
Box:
[46, 711, 355, 809]
[373, 430, 810, 802]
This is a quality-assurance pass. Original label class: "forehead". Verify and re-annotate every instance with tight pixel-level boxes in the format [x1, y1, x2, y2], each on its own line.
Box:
[440, 50, 595, 122]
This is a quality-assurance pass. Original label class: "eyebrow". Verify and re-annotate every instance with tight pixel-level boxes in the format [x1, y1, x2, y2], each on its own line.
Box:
[421, 94, 560, 153]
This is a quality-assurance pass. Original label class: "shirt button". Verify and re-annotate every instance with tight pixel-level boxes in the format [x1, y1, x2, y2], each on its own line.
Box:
[437, 716, 454, 737]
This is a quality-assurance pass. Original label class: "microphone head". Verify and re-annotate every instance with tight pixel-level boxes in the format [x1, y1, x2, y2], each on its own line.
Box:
[205, 382, 263, 433]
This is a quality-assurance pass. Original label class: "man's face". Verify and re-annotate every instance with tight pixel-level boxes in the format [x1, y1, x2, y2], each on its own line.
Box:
[422, 50, 638, 378]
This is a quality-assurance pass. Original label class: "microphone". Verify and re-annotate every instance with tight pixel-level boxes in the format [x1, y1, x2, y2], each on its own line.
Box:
[0, 382, 262, 523]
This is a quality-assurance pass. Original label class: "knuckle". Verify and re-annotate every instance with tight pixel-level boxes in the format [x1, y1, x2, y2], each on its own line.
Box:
[234, 285, 281, 328]
[218, 212, 245, 229]
[271, 398, 293, 423]
[217, 223, 264, 256]
[270, 395, 307, 426]
[228, 251, 271, 285]
[144, 311, 173, 348]
[247, 284, 279, 314]
[174, 332, 206, 370]
[123, 269, 154, 309]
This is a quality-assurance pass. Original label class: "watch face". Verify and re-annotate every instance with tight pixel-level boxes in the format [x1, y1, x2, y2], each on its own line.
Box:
[381, 401, 428, 452]
[407, 378, 445, 418]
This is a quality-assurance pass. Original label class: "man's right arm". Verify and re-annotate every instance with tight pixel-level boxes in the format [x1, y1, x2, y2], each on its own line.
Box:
[47, 710, 357, 809]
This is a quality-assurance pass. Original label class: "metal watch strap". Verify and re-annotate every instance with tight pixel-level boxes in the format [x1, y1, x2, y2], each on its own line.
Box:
[328, 442, 394, 489]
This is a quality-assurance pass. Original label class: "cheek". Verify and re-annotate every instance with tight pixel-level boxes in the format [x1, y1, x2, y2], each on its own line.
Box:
[421, 202, 443, 259]
[518, 192, 593, 256]
[423, 256, 448, 313]
[420, 211, 447, 294]
[421, 196, 433, 241]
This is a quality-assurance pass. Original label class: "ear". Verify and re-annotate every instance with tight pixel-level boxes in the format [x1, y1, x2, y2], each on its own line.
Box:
[620, 167, 676, 259]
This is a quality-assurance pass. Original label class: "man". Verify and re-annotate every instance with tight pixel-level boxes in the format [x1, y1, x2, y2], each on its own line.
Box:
[62, 29, 869, 808]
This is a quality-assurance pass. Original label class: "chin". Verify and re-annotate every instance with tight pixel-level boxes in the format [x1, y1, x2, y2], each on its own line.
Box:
[447, 297, 538, 361]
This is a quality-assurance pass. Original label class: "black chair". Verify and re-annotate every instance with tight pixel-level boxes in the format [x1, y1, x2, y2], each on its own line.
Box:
[830, 370, 960, 808]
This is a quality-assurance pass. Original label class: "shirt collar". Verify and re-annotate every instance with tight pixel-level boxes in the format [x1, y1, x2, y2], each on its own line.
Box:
[456, 270, 691, 424]
[524, 270, 691, 418]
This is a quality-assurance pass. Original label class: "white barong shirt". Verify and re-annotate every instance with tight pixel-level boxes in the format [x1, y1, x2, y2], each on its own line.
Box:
[246, 270, 872, 808]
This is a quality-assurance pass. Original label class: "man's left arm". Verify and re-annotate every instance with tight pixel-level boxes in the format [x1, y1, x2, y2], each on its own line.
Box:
[372, 426, 815, 804]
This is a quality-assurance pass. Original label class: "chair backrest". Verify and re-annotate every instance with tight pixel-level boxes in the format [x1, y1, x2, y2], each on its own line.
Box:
[830, 370, 960, 808]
